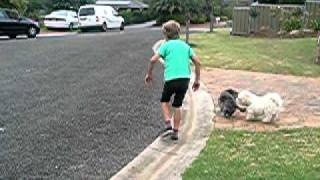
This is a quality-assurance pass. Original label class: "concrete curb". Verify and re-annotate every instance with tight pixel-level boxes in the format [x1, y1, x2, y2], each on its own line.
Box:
[38, 32, 78, 38]
[0, 32, 77, 40]
[110, 79, 215, 180]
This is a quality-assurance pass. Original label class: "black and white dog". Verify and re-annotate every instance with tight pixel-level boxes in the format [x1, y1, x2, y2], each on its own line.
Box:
[218, 89, 246, 118]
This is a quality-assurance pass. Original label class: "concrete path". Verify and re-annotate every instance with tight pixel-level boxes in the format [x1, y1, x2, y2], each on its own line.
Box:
[111, 79, 215, 180]
[127, 21, 156, 29]
[202, 68, 320, 132]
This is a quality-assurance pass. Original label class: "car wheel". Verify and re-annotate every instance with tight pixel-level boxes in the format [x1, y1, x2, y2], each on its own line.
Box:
[9, 35, 17, 39]
[69, 23, 74, 31]
[27, 26, 37, 38]
[120, 22, 124, 31]
[102, 23, 107, 32]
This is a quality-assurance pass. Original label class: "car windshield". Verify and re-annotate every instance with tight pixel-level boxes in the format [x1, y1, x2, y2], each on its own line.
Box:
[6, 10, 19, 19]
[79, 8, 95, 16]
[51, 10, 68, 16]
[0, 10, 7, 19]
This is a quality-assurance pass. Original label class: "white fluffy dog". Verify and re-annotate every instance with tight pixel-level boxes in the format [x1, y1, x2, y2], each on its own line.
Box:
[152, 39, 166, 64]
[236, 90, 283, 123]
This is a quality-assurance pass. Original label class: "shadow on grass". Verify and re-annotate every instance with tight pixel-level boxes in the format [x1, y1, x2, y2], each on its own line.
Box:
[188, 42, 198, 48]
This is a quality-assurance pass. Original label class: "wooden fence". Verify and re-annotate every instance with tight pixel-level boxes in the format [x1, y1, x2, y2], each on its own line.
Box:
[306, 0, 320, 19]
[232, 7, 250, 35]
[232, 1, 319, 35]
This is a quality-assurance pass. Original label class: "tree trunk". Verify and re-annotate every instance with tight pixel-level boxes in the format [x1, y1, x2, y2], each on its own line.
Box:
[185, 12, 191, 44]
[316, 34, 320, 64]
[208, 1, 214, 33]
[210, 14, 214, 32]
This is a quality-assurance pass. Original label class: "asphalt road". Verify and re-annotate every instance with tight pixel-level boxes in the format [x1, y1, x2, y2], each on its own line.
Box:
[0, 29, 164, 179]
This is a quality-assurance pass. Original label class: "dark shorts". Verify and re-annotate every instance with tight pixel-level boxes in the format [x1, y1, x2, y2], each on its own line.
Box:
[160, 78, 190, 108]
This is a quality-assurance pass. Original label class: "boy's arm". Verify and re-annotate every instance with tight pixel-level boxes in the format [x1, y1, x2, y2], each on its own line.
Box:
[191, 55, 201, 91]
[145, 54, 160, 85]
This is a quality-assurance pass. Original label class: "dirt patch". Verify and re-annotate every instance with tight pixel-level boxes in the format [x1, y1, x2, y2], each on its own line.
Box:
[202, 68, 320, 132]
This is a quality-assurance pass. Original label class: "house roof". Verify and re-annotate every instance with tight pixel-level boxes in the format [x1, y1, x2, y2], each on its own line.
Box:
[96, 0, 149, 9]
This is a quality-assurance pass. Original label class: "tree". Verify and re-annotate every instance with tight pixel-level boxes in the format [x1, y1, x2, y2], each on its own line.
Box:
[1, 0, 96, 19]
[204, 0, 214, 32]
[10, 0, 28, 14]
[184, 0, 200, 43]
[47, 0, 95, 11]
[151, 0, 185, 24]
[0, 0, 13, 9]
[150, 0, 205, 43]
[0, 0, 28, 14]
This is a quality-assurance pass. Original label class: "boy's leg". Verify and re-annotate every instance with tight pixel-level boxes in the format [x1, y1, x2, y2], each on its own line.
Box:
[171, 79, 190, 140]
[160, 81, 174, 136]
[173, 107, 181, 130]
[171, 106, 182, 141]
[162, 102, 172, 128]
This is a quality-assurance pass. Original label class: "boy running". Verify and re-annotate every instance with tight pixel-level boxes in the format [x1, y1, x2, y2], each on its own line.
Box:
[145, 20, 201, 141]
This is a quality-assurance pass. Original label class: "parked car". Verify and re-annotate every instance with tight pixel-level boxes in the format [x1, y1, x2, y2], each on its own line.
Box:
[78, 5, 124, 32]
[0, 8, 40, 39]
[44, 10, 79, 30]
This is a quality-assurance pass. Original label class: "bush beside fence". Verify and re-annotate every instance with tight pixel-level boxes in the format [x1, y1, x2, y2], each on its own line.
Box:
[232, 0, 320, 36]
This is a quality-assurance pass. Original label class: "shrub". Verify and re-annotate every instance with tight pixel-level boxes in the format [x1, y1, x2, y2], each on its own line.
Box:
[258, 0, 277, 3]
[311, 18, 320, 31]
[258, 0, 305, 4]
[25, 11, 41, 21]
[156, 14, 186, 25]
[220, 16, 229, 21]
[119, 10, 152, 25]
[221, 6, 233, 20]
[283, 18, 303, 32]
[191, 14, 208, 24]
[278, 0, 305, 4]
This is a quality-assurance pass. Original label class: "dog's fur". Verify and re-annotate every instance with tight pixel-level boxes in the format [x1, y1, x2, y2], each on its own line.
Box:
[152, 39, 166, 64]
[236, 90, 283, 123]
[218, 89, 246, 118]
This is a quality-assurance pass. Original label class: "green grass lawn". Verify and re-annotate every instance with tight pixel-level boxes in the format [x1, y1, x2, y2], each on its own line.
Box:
[189, 29, 320, 77]
[182, 128, 320, 180]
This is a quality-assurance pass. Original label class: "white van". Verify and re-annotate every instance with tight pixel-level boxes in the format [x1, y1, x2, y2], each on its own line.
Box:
[78, 5, 124, 32]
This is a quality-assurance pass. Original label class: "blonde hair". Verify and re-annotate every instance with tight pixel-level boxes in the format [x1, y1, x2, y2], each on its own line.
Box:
[162, 20, 181, 40]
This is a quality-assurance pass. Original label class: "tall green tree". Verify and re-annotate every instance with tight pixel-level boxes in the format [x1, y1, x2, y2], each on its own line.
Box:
[184, 0, 202, 43]
[0, 0, 13, 9]
[10, 0, 28, 14]
[0, 0, 28, 14]
[47, 0, 95, 11]
[204, 0, 214, 32]
[150, 0, 205, 43]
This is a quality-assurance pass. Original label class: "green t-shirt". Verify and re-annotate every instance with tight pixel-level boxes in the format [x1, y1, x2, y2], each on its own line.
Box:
[158, 39, 194, 81]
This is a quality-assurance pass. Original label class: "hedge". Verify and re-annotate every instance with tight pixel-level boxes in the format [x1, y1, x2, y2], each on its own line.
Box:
[119, 10, 153, 25]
